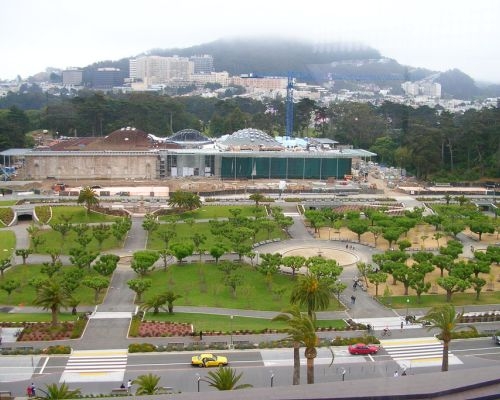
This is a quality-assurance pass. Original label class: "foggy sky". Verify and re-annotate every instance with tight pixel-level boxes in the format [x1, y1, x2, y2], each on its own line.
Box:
[1, 0, 499, 83]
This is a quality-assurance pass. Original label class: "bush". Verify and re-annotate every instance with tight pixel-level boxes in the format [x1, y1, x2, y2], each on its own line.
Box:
[128, 343, 156, 353]
[128, 316, 141, 337]
[70, 318, 88, 339]
[45, 345, 71, 354]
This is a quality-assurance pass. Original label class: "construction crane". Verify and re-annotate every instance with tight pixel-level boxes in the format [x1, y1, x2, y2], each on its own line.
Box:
[285, 74, 295, 138]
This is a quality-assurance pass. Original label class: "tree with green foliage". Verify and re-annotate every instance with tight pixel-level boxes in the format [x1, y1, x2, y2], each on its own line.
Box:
[282, 255, 306, 277]
[82, 276, 109, 303]
[209, 244, 227, 265]
[33, 280, 73, 327]
[0, 279, 20, 301]
[418, 305, 463, 372]
[191, 232, 207, 262]
[142, 213, 159, 235]
[111, 217, 131, 242]
[382, 227, 404, 248]
[367, 272, 388, 297]
[36, 382, 82, 399]
[0, 259, 11, 278]
[347, 219, 369, 242]
[51, 221, 73, 247]
[168, 191, 201, 210]
[92, 223, 111, 249]
[77, 186, 99, 215]
[469, 219, 495, 241]
[257, 252, 282, 289]
[131, 250, 160, 276]
[436, 276, 470, 302]
[203, 367, 252, 391]
[41, 261, 62, 278]
[249, 192, 266, 207]
[69, 247, 98, 270]
[169, 242, 194, 263]
[127, 278, 152, 303]
[133, 373, 162, 395]
[163, 291, 182, 314]
[93, 254, 120, 276]
[290, 273, 330, 317]
[15, 248, 33, 264]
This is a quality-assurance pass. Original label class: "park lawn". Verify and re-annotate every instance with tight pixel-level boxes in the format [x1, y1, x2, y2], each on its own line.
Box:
[0, 264, 106, 305]
[148, 220, 286, 251]
[35, 227, 122, 254]
[381, 291, 500, 309]
[0, 313, 77, 323]
[145, 312, 347, 332]
[0, 230, 15, 260]
[161, 205, 263, 221]
[50, 206, 120, 223]
[0, 200, 18, 206]
[141, 262, 343, 312]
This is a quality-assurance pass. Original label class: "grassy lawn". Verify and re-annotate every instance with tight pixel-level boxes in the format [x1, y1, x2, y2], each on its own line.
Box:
[0, 200, 18, 206]
[35, 227, 122, 254]
[148, 221, 286, 251]
[0, 313, 77, 323]
[50, 206, 120, 223]
[145, 312, 347, 332]
[380, 291, 500, 309]
[0, 264, 105, 305]
[161, 205, 264, 221]
[0, 230, 15, 260]
[141, 262, 343, 312]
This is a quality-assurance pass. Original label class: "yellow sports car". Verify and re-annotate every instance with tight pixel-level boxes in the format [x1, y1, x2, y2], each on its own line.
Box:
[191, 353, 228, 367]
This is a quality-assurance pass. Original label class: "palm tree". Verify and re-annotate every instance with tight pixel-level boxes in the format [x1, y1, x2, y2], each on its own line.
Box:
[272, 305, 302, 385]
[33, 280, 72, 327]
[204, 367, 252, 391]
[77, 186, 99, 215]
[249, 192, 266, 207]
[133, 373, 161, 395]
[290, 273, 330, 317]
[418, 304, 463, 371]
[164, 291, 182, 313]
[36, 382, 81, 399]
[275, 306, 319, 384]
[140, 294, 168, 314]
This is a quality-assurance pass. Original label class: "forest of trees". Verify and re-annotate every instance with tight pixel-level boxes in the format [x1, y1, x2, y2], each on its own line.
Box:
[0, 88, 498, 181]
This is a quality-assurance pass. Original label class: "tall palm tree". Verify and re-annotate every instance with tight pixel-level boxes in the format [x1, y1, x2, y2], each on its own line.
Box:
[290, 273, 330, 317]
[36, 382, 81, 399]
[204, 367, 252, 391]
[275, 306, 319, 384]
[140, 294, 168, 314]
[419, 304, 463, 371]
[133, 373, 161, 395]
[77, 186, 99, 215]
[33, 280, 72, 327]
[272, 305, 302, 385]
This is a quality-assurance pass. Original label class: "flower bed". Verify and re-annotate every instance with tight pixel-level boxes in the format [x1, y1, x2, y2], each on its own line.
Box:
[136, 321, 193, 337]
[15, 322, 78, 341]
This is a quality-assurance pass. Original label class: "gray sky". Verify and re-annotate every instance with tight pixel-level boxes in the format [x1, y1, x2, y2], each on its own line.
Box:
[1, 0, 499, 83]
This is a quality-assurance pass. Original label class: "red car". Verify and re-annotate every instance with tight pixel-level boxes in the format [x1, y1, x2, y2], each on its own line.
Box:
[348, 343, 380, 355]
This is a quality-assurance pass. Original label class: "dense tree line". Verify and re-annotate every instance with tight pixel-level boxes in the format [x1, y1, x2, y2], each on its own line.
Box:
[0, 89, 498, 179]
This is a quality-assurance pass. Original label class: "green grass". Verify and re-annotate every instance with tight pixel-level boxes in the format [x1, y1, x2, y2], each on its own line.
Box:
[148, 221, 286, 251]
[0, 264, 105, 305]
[161, 205, 264, 220]
[0, 313, 77, 322]
[0, 200, 17, 206]
[145, 312, 347, 332]
[0, 230, 15, 260]
[50, 206, 119, 223]
[35, 227, 121, 254]
[380, 291, 500, 308]
[142, 262, 343, 312]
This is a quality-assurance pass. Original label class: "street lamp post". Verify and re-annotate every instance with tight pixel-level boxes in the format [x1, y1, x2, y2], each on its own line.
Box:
[270, 370, 274, 387]
[406, 298, 410, 319]
[196, 373, 200, 392]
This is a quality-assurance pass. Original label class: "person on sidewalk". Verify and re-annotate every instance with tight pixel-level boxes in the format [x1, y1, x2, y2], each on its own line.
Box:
[393, 370, 399, 377]
[127, 379, 132, 393]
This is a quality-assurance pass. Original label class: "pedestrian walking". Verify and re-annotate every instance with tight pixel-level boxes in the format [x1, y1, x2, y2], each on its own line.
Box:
[26, 385, 32, 398]
[346, 244, 348, 249]
[30, 383, 36, 397]
[401, 321, 404, 331]
[350, 295, 356, 305]
[127, 379, 132, 393]
[393, 370, 399, 377]
[199, 330, 203, 340]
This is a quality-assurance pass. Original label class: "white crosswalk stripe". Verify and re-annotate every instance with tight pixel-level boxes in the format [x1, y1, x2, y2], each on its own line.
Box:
[380, 337, 462, 369]
[284, 212, 301, 217]
[60, 349, 127, 383]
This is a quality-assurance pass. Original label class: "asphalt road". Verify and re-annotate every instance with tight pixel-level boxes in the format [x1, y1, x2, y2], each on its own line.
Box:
[2, 337, 500, 397]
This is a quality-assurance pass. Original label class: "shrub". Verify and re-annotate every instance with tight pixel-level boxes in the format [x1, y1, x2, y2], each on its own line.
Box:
[128, 343, 156, 353]
[45, 345, 71, 354]
[0, 207, 14, 225]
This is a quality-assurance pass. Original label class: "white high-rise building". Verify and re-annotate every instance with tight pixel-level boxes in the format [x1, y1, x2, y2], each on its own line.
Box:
[129, 59, 137, 80]
[133, 55, 194, 85]
[62, 68, 83, 86]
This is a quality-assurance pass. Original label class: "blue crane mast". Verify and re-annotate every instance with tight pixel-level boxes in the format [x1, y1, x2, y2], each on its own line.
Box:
[285, 74, 295, 138]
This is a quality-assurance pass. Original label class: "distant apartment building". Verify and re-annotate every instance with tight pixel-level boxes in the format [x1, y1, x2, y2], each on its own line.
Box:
[190, 54, 214, 74]
[231, 75, 288, 90]
[92, 68, 124, 89]
[62, 68, 83, 86]
[191, 71, 230, 87]
[401, 81, 441, 98]
[129, 59, 137, 80]
[132, 55, 194, 85]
